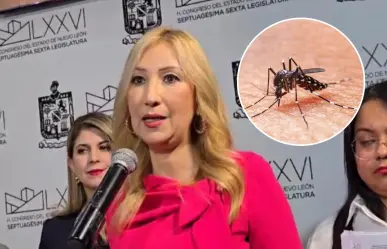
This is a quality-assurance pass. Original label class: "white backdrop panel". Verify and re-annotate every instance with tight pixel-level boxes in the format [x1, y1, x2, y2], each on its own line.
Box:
[0, 0, 383, 248]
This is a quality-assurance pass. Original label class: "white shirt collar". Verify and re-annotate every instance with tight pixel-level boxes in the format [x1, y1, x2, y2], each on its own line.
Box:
[346, 195, 387, 227]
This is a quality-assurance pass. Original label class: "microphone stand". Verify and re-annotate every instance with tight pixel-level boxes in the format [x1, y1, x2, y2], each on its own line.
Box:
[66, 230, 100, 249]
[67, 203, 104, 249]
[66, 239, 90, 249]
[66, 217, 100, 249]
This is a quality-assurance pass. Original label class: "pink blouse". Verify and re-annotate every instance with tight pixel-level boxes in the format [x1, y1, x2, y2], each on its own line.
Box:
[105, 150, 303, 249]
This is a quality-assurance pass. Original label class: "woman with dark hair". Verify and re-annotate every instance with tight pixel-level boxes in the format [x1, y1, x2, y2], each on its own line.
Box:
[307, 81, 387, 249]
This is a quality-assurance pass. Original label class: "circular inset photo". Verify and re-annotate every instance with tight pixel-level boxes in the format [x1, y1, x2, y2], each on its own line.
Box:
[237, 17, 365, 146]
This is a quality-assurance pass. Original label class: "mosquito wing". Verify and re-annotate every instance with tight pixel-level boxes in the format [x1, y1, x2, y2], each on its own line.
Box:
[303, 68, 325, 74]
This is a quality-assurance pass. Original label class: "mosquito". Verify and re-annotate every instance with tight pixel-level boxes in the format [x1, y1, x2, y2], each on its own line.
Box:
[244, 57, 358, 128]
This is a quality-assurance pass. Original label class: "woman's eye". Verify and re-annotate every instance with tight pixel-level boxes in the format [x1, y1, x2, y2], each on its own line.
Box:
[100, 145, 111, 151]
[164, 74, 180, 84]
[131, 76, 145, 85]
[360, 139, 376, 147]
[77, 148, 86, 154]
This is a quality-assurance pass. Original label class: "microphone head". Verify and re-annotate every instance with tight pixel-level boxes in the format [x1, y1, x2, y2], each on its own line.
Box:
[112, 148, 138, 172]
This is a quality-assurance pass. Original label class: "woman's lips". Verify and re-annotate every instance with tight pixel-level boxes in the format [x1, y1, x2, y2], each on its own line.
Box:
[87, 169, 105, 176]
[375, 166, 387, 175]
[142, 113, 167, 128]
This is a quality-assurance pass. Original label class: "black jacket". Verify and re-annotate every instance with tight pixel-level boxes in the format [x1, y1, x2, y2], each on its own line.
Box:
[38, 212, 109, 249]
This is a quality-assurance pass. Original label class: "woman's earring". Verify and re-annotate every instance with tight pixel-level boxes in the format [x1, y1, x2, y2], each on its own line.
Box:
[193, 114, 207, 134]
[125, 118, 136, 135]
[75, 176, 80, 185]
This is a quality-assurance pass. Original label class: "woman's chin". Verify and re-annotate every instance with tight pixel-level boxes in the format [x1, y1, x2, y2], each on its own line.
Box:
[141, 133, 177, 150]
[141, 133, 169, 143]
[84, 177, 104, 188]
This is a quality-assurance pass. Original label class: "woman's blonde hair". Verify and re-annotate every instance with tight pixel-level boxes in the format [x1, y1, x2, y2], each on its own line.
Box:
[56, 111, 113, 216]
[110, 26, 245, 234]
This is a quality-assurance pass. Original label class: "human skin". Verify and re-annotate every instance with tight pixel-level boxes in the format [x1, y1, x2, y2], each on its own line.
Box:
[0, 0, 47, 10]
[238, 19, 365, 146]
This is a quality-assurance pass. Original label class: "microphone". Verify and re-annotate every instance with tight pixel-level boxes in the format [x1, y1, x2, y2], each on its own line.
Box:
[67, 148, 138, 249]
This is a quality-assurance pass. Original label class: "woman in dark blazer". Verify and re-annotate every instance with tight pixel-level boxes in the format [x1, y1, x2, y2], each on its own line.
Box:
[38, 112, 113, 249]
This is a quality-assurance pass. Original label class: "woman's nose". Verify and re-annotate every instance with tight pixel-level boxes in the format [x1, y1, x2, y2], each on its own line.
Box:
[144, 77, 162, 107]
[376, 140, 387, 159]
[89, 148, 100, 163]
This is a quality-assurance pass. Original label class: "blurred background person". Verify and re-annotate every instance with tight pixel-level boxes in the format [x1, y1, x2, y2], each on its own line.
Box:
[103, 26, 303, 249]
[38, 112, 113, 249]
[307, 81, 387, 249]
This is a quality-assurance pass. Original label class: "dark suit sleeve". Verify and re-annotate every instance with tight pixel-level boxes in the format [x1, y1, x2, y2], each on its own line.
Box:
[38, 219, 50, 249]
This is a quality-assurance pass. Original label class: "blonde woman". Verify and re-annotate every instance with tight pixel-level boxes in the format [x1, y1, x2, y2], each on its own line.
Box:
[104, 26, 303, 249]
[38, 112, 112, 249]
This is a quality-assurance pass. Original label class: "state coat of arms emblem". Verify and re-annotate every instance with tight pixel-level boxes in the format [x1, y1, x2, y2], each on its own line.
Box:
[38, 81, 74, 149]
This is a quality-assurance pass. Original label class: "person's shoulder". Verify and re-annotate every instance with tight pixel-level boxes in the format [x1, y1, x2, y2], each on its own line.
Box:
[41, 212, 79, 234]
[39, 212, 80, 249]
[231, 151, 304, 248]
[232, 150, 273, 182]
[44, 211, 78, 224]
[232, 150, 280, 202]
[306, 214, 336, 249]
[233, 150, 268, 167]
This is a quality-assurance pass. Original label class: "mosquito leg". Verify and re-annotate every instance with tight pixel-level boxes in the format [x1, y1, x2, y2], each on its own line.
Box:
[297, 65, 306, 75]
[268, 67, 277, 95]
[294, 78, 309, 128]
[278, 94, 281, 107]
[245, 67, 276, 109]
[245, 95, 268, 109]
[326, 77, 352, 85]
[289, 57, 299, 71]
[251, 98, 280, 118]
[251, 92, 288, 118]
[248, 82, 276, 96]
[306, 82, 358, 110]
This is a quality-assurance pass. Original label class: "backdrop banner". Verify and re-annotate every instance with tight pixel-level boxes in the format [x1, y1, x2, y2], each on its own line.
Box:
[0, 0, 384, 248]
